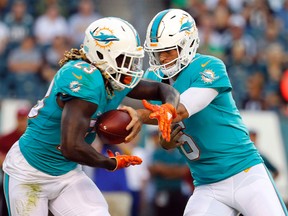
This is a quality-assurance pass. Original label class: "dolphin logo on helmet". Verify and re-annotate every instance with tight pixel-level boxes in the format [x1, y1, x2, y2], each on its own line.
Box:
[90, 31, 119, 44]
[179, 20, 193, 33]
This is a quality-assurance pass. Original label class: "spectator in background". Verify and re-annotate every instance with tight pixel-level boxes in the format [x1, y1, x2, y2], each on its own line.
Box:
[33, 3, 68, 50]
[226, 41, 254, 107]
[205, 0, 246, 14]
[224, 14, 257, 62]
[212, 5, 231, 53]
[3, 0, 33, 50]
[0, 106, 30, 216]
[34, 0, 70, 18]
[263, 43, 286, 90]
[242, 72, 267, 110]
[261, 43, 287, 111]
[256, 16, 287, 59]
[40, 35, 69, 95]
[247, 0, 272, 36]
[7, 35, 42, 101]
[276, 0, 288, 37]
[68, 0, 102, 47]
[148, 130, 189, 216]
[197, 11, 225, 60]
[0, 21, 9, 98]
[249, 130, 279, 179]
[43, 35, 70, 69]
[0, 0, 9, 19]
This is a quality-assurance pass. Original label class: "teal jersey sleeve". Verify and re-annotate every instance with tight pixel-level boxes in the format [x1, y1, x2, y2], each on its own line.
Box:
[173, 54, 232, 95]
[54, 60, 106, 105]
[19, 60, 111, 176]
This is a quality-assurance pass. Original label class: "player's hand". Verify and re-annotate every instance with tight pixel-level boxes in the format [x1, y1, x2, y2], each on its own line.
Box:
[119, 106, 142, 143]
[107, 149, 142, 171]
[142, 100, 177, 142]
[160, 124, 184, 150]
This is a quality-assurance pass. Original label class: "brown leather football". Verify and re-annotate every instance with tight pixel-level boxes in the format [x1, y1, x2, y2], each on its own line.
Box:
[95, 110, 132, 144]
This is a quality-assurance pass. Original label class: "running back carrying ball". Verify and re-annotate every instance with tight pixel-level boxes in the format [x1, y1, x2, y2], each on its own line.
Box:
[95, 110, 132, 144]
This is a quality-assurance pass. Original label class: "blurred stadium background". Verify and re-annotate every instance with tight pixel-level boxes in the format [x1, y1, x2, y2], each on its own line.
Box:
[0, 0, 288, 209]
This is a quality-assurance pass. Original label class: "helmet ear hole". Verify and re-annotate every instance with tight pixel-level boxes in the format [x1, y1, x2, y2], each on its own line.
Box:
[96, 51, 103, 60]
[190, 40, 195, 48]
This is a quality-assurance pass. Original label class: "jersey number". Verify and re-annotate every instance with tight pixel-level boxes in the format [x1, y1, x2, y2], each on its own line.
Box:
[74, 62, 97, 74]
[28, 79, 54, 118]
[178, 122, 200, 161]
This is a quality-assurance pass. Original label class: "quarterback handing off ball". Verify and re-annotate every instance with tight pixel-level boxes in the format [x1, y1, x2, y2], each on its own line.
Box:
[95, 110, 132, 144]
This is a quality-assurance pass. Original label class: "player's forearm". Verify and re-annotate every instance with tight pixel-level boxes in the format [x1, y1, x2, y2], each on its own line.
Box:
[61, 143, 116, 170]
[158, 83, 180, 108]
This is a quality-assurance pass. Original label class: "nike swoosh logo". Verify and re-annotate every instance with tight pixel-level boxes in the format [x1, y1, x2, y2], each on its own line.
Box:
[201, 60, 211, 67]
[244, 168, 251, 173]
[72, 72, 82, 80]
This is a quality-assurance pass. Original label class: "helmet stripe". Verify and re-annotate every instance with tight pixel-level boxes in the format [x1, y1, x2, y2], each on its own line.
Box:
[135, 32, 141, 46]
[150, 9, 170, 43]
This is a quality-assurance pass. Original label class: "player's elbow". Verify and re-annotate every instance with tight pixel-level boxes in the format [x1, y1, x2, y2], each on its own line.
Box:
[60, 142, 79, 161]
[60, 145, 73, 160]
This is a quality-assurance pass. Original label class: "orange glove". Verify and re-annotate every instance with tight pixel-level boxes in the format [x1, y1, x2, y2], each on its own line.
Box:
[142, 100, 177, 142]
[107, 149, 142, 171]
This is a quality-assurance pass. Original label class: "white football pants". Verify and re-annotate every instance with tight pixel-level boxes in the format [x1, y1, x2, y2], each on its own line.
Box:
[184, 163, 287, 216]
[3, 142, 110, 216]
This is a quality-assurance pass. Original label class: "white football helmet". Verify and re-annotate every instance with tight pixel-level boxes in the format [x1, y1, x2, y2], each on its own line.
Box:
[81, 17, 144, 90]
[144, 9, 199, 79]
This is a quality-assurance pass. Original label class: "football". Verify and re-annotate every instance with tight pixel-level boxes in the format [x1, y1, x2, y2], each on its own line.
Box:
[95, 109, 132, 144]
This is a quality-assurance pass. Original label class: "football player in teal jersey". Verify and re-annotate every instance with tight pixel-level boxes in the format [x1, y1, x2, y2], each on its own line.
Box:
[143, 9, 288, 216]
[2, 17, 179, 216]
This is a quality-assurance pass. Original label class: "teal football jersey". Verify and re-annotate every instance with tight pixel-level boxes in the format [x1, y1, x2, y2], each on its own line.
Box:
[19, 60, 131, 176]
[144, 54, 263, 186]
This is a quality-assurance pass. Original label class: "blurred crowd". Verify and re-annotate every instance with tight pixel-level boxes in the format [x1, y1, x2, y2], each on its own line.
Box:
[0, 0, 288, 115]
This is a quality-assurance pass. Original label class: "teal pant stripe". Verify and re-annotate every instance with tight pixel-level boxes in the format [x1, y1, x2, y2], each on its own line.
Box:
[3, 173, 11, 216]
[264, 165, 288, 215]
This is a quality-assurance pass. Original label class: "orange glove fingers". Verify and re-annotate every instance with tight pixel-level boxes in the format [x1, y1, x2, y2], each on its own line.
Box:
[163, 121, 171, 142]
[142, 99, 160, 112]
[107, 149, 114, 157]
[129, 156, 142, 165]
[116, 155, 142, 168]
[161, 122, 169, 142]
[107, 149, 142, 171]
